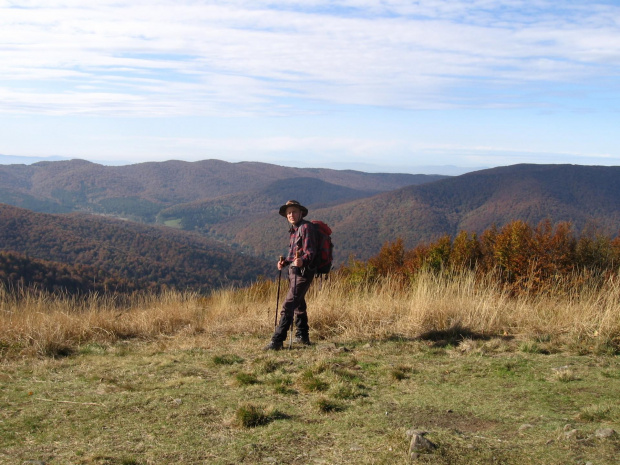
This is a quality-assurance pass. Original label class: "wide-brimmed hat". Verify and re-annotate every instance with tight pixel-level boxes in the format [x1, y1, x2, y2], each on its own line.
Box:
[279, 200, 308, 218]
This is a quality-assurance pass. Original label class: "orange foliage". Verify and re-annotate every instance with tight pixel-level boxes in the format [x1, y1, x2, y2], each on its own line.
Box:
[451, 231, 482, 270]
[343, 219, 620, 295]
[368, 238, 405, 276]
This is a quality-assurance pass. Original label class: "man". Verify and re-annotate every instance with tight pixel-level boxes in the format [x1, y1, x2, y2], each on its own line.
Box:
[264, 200, 317, 350]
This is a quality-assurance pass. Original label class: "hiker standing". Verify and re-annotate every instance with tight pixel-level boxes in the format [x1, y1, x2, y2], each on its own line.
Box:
[264, 200, 317, 350]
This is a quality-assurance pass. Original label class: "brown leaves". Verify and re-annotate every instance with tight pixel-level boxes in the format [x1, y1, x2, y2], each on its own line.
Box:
[342, 220, 620, 296]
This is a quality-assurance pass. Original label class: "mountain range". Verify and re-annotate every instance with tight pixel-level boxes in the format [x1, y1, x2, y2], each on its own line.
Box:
[1, 160, 619, 292]
[0, 159, 443, 220]
[180, 163, 620, 262]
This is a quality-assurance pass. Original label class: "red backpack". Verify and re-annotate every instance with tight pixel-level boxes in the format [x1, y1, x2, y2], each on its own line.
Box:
[311, 220, 334, 277]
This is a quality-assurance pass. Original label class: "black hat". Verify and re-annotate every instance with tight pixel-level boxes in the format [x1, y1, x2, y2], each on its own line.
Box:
[279, 200, 308, 218]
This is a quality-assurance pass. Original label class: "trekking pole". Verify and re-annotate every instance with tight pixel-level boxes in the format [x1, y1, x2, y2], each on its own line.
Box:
[290, 249, 300, 350]
[274, 256, 283, 331]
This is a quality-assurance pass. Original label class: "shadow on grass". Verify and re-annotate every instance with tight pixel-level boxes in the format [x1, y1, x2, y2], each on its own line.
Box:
[417, 324, 513, 348]
[43, 341, 76, 359]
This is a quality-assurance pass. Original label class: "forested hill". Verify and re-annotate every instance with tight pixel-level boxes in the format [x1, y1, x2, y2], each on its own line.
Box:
[0, 159, 447, 221]
[327, 163, 620, 259]
[0, 203, 272, 293]
[204, 164, 620, 262]
[157, 177, 380, 231]
[3, 162, 620, 289]
[0, 250, 133, 294]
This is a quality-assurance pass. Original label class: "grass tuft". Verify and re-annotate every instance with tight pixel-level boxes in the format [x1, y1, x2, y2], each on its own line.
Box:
[330, 382, 365, 400]
[519, 341, 546, 354]
[315, 396, 345, 413]
[213, 354, 244, 365]
[233, 403, 287, 428]
[576, 403, 614, 422]
[258, 358, 281, 374]
[234, 372, 260, 386]
[551, 367, 579, 383]
[270, 376, 297, 395]
[79, 342, 108, 355]
[299, 373, 329, 392]
[390, 365, 413, 381]
[234, 403, 270, 428]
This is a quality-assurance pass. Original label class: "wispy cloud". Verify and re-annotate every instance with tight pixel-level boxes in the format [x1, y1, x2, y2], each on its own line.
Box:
[1, 0, 619, 117]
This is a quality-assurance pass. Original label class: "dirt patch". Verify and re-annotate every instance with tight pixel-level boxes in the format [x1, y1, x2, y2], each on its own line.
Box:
[406, 406, 499, 434]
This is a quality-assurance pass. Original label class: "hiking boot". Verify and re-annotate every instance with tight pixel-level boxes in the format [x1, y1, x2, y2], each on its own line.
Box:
[293, 335, 311, 346]
[263, 340, 283, 351]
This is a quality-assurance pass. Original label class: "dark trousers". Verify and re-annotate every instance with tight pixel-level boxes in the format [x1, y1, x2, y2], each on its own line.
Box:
[272, 267, 314, 343]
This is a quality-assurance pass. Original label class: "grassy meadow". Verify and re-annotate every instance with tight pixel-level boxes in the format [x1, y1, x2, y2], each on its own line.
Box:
[1, 269, 620, 464]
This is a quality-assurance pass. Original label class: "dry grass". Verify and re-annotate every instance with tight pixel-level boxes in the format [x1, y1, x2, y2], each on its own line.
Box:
[307, 270, 620, 349]
[3, 270, 620, 465]
[1, 268, 619, 359]
[0, 288, 206, 358]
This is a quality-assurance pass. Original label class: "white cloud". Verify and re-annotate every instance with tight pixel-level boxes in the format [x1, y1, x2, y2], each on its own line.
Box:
[1, 0, 619, 117]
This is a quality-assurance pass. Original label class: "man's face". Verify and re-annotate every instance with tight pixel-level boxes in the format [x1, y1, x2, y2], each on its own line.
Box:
[285, 206, 303, 225]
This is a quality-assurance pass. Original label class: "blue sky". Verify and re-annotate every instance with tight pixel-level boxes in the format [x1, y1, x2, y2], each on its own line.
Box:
[1, 0, 619, 174]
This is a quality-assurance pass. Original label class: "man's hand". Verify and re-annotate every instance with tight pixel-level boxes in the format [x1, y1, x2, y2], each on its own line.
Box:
[292, 248, 302, 268]
[277, 257, 287, 270]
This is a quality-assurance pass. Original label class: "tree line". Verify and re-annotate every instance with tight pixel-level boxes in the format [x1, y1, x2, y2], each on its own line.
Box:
[0, 251, 136, 294]
[0, 203, 272, 295]
[341, 219, 620, 294]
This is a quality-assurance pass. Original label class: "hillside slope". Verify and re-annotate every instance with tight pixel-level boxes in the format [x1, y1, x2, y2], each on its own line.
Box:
[0, 203, 272, 292]
[210, 164, 620, 262]
[157, 177, 378, 231]
[0, 250, 132, 294]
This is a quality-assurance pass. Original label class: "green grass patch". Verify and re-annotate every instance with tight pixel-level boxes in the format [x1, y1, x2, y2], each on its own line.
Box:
[390, 364, 413, 381]
[519, 341, 546, 354]
[78, 343, 108, 355]
[2, 337, 620, 464]
[269, 376, 297, 395]
[330, 382, 366, 400]
[255, 358, 281, 374]
[298, 370, 329, 392]
[577, 403, 615, 422]
[212, 353, 244, 365]
[315, 396, 345, 413]
[234, 371, 259, 386]
[234, 403, 271, 428]
[162, 218, 182, 228]
[233, 403, 288, 428]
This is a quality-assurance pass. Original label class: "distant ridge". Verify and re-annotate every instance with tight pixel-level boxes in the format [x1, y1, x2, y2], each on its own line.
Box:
[0, 158, 447, 221]
[0, 154, 68, 165]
